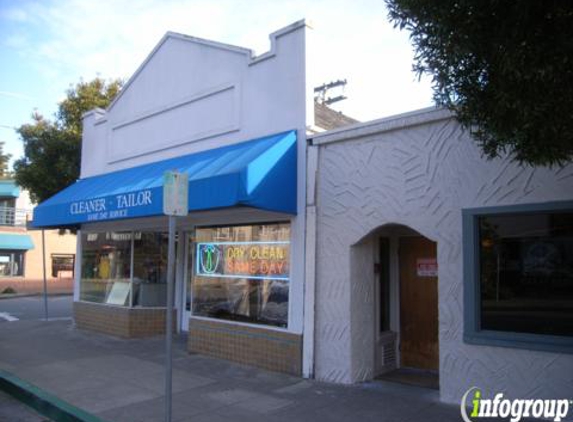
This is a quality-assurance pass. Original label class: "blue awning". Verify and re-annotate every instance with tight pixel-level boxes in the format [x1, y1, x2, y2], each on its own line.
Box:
[0, 234, 34, 250]
[33, 130, 297, 228]
[0, 181, 20, 198]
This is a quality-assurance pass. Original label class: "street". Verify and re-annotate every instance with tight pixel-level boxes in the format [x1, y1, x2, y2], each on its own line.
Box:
[0, 295, 73, 322]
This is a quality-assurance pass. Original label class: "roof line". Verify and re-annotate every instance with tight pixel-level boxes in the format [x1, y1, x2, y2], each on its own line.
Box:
[309, 106, 453, 146]
[85, 20, 311, 119]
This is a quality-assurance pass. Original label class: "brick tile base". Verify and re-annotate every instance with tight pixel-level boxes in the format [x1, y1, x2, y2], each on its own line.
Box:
[188, 318, 302, 376]
[73, 301, 175, 338]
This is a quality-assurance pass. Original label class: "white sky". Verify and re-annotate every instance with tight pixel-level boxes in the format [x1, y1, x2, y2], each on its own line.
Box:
[0, 0, 434, 167]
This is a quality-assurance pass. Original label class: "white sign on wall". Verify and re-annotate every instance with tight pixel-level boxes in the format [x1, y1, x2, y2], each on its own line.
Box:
[416, 258, 438, 277]
[163, 171, 189, 216]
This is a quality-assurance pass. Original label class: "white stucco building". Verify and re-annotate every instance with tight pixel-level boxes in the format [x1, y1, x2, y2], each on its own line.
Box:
[306, 108, 573, 403]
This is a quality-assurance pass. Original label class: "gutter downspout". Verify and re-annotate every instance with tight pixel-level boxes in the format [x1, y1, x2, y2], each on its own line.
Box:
[302, 137, 319, 378]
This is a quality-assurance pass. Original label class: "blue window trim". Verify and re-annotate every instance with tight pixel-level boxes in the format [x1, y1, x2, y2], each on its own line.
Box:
[463, 200, 573, 354]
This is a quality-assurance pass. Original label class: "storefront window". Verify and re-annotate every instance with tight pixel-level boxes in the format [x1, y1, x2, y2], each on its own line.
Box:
[132, 232, 168, 307]
[80, 231, 169, 307]
[479, 211, 573, 337]
[0, 250, 24, 277]
[80, 232, 132, 305]
[192, 223, 290, 328]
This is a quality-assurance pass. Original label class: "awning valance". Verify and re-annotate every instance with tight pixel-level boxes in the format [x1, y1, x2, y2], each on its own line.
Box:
[33, 130, 297, 228]
[0, 234, 34, 250]
[0, 181, 20, 198]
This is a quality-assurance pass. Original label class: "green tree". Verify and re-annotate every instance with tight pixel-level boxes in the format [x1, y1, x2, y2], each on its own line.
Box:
[386, 1, 573, 166]
[0, 141, 12, 178]
[14, 77, 122, 203]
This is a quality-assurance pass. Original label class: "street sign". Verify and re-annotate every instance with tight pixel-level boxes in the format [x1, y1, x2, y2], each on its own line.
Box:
[163, 171, 189, 216]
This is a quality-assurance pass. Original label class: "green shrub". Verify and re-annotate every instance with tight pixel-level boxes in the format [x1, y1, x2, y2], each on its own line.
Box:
[1, 286, 16, 294]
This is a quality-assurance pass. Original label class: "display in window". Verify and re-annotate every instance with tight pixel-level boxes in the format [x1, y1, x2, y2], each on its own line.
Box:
[192, 223, 290, 328]
[79, 231, 168, 308]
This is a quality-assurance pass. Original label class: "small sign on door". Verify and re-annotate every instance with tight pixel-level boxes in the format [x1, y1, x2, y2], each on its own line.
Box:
[416, 258, 438, 277]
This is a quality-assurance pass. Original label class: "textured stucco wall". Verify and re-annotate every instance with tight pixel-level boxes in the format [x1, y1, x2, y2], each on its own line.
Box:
[312, 109, 573, 403]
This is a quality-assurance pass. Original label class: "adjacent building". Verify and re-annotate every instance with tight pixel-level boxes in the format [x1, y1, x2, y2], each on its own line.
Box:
[32, 21, 573, 404]
[0, 180, 76, 294]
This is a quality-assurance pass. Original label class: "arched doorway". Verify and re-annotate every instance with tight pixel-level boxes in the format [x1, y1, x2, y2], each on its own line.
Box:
[367, 224, 439, 388]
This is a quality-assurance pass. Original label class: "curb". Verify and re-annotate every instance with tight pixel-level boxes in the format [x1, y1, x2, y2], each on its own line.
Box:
[0, 369, 105, 422]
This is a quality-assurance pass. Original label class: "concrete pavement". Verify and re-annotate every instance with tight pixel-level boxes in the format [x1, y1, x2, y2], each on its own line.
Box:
[0, 295, 73, 322]
[0, 319, 463, 422]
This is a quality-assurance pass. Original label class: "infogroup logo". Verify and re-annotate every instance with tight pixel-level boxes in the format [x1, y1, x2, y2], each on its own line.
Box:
[460, 387, 571, 422]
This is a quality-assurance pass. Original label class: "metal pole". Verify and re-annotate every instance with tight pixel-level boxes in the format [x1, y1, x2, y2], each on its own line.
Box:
[165, 216, 176, 422]
[41, 229, 48, 321]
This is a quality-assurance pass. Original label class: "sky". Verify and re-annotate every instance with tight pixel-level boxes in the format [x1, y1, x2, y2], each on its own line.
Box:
[0, 0, 434, 168]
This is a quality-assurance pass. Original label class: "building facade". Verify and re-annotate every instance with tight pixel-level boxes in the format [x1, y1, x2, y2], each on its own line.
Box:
[32, 21, 573, 404]
[34, 21, 314, 375]
[307, 108, 573, 403]
[0, 180, 76, 294]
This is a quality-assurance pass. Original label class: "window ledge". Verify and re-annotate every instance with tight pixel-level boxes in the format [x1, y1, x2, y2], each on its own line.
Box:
[464, 330, 573, 355]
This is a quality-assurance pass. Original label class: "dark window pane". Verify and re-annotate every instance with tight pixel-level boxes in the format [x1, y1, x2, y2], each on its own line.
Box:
[132, 232, 168, 307]
[479, 212, 573, 337]
[192, 223, 290, 327]
[379, 238, 390, 332]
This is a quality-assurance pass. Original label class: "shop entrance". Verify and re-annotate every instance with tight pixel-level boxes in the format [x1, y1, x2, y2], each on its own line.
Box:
[370, 225, 439, 388]
[398, 236, 439, 371]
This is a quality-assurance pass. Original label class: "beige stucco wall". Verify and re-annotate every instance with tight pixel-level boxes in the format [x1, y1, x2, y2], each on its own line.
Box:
[25, 229, 77, 279]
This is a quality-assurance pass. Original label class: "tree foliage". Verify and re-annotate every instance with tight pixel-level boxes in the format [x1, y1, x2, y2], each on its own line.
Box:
[386, 0, 573, 166]
[14, 78, 122, 204]
[0, 142, 12, 178]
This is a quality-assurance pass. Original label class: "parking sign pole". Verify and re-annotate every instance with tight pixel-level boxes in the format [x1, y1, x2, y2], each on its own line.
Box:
[41, 229, 48, 321]
[163, 170, 188, 422]
[165, 214, 176, 422]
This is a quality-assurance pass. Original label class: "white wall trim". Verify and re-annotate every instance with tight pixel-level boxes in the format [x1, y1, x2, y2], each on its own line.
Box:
[310, 107, 452, 146]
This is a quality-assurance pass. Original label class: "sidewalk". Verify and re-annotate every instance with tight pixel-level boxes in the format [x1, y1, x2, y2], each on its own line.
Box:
[0, 319, 462, 422]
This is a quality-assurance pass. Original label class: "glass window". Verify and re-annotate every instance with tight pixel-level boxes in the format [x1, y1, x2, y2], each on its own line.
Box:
[51, 254, 75, 278]
[0, 198, 16, 226]
[80, 232, 132, 305]
[80, 231, 169, 307]
[132, 232, 168, 307]
[478, 211, 573, 337]
[191, 223, 290, 328]
[0, 250, 24, 277]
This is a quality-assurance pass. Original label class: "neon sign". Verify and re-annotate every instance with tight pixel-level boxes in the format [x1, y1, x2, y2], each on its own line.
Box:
[196, 241, 290, 281]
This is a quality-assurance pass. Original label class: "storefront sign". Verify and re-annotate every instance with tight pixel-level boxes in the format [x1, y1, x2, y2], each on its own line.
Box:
[196, 241, 290, 281]
[416, 258, 438, 277]
[67, 189, 158, 223]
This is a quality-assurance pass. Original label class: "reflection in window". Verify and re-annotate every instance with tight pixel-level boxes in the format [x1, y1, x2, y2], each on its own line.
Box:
[80, 232, 132, 305]
[479, 212, 573, 337]
[192, 223, 290, 328]
[0, 250, 24, 277]
[132, 232, 168, 307]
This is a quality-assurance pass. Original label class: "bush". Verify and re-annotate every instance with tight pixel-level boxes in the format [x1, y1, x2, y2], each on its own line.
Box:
[1, 286, 16, 294]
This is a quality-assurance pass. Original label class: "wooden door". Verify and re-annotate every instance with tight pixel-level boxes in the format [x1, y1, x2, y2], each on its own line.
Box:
[399, 236, 438, 371]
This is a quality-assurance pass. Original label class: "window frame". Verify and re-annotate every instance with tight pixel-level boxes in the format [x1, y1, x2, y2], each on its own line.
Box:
[79, 230, 169, 308]
[0, 249, 25, 277]
[463, 200, 573, 354]
[190, 221, 292, 329]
